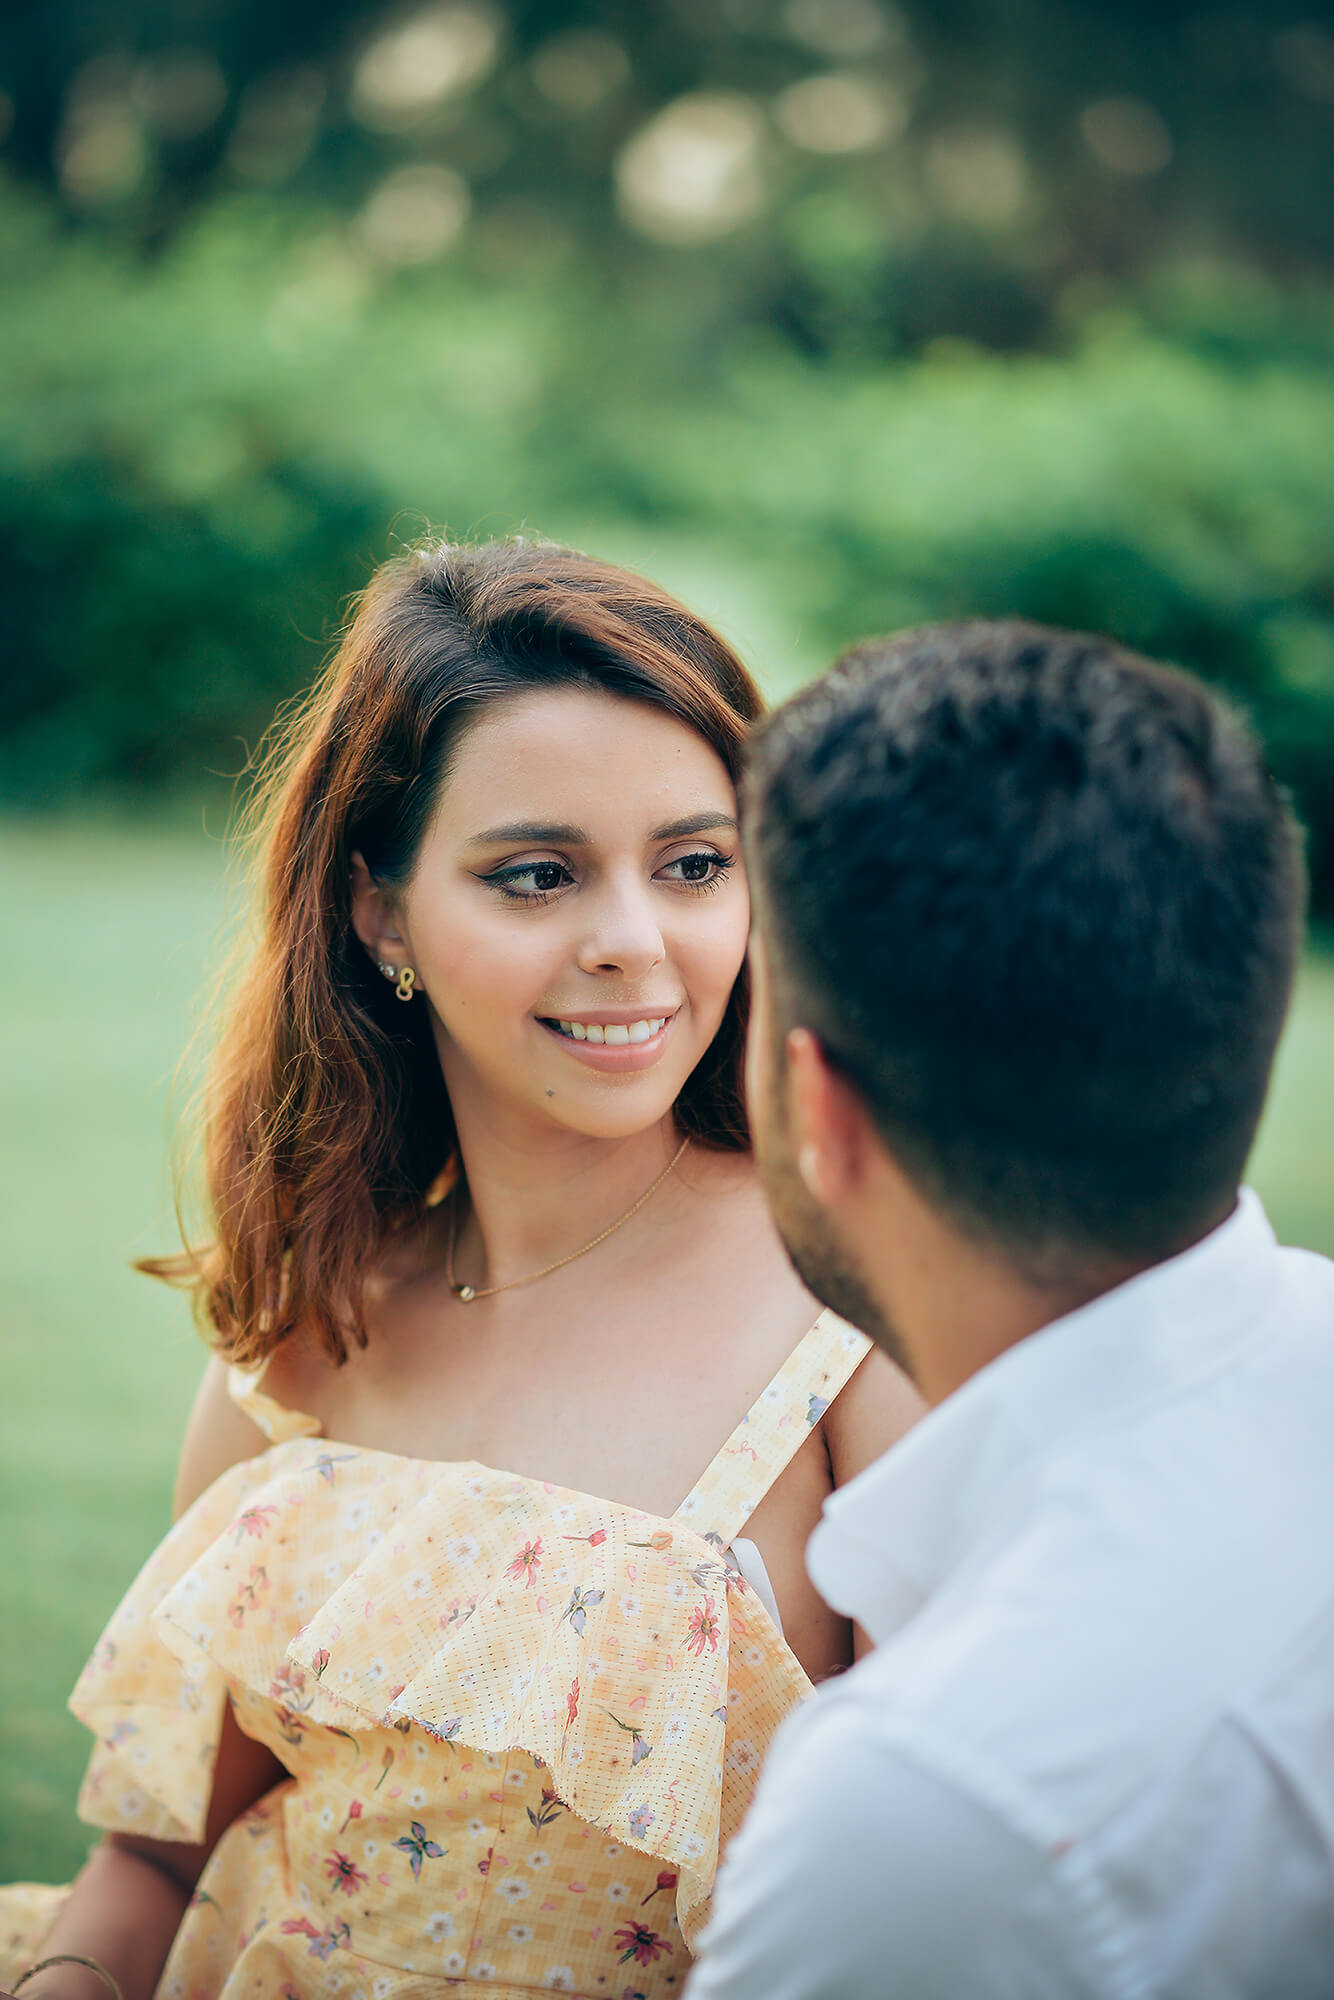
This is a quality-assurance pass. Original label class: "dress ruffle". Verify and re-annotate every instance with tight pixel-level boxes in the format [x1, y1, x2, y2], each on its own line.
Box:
[68, 1439, 809, 1947]
[51, 1312, 871, 1992]
[70, 1455, 277, 1844]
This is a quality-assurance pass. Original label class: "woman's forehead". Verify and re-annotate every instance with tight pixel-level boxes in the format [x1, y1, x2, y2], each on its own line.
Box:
[438, 686, 736, 831]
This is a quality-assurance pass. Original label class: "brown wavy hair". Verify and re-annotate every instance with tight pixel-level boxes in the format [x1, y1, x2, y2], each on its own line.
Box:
[145, 538, 764, 1368]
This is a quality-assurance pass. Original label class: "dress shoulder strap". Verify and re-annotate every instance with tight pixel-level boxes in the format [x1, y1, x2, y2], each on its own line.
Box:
[674, 1309, 872, 1546]
[226, 1362, 324, 1445]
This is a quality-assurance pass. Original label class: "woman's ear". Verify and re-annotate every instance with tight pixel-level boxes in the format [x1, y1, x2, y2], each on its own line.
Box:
[349, 850, 409, 965]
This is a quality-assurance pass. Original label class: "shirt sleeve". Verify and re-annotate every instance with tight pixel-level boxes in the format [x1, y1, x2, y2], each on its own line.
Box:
[687, 1686, 1108, 2000]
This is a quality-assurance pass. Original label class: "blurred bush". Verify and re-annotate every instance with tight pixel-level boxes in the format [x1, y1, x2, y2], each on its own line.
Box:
[2, 172, 1332, 902]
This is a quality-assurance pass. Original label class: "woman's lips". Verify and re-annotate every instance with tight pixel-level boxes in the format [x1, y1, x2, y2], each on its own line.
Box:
[536, 1014, 675, 1072]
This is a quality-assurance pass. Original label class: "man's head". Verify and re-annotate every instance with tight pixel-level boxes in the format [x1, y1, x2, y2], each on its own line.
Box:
[743, 620, 1305, 1373]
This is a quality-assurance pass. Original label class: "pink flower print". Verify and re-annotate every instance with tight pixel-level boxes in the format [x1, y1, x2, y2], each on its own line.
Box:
[232, 1504, 279, 1543]
[614, 1924, 673, 1967]
[506, 1537, 544, 1587]
[807, 1392, 829, 1426]
[627, 1529, 673, 1553]
[605, 1711, 652, 1767]
[275, 1707, 306, 1748]
[686, 1596, 721, 1656]
[323, 1849, 369, 1894]
[268, 1660, 311, 1712]
[559, 1585, 605, 1636]
[227, 1564, 269, 1629]
[562, 1527, 608, 1546]
[337, 1799, 363, 1836]
[641, 1868, 677, 1906]
[312, 1648, 331, 1679]
[393, 1819, 446, 1880]
[281, 1916, 351, 1960]
[627, 1804, 655, 1840]
[527, 1785, 566, 1831]
[560, 1676, 581, 1758]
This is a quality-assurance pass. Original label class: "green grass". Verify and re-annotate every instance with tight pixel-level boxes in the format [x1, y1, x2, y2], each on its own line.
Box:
[2, 816, 1332, 1886]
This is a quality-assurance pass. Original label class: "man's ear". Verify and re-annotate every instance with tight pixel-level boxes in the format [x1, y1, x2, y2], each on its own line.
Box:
[785, 1027, 873, 1207]
[349, 850, 410, 965]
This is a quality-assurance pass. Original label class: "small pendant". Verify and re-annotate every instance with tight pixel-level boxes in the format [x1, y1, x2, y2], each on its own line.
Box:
[452, 1282, 477, 1303]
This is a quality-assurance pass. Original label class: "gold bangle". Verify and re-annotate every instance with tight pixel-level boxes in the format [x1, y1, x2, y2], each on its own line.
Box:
[13, 1957, 124, 1999]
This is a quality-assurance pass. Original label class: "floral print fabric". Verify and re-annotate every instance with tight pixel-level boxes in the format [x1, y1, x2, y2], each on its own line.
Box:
[0, 1311, 869, 1997]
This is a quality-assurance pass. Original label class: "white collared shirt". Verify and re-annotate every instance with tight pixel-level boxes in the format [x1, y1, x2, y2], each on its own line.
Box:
[690, 1192, 1334, 1999]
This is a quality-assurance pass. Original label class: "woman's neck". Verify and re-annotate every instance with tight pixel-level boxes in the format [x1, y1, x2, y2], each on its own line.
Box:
[444, 1088, 685, 1295]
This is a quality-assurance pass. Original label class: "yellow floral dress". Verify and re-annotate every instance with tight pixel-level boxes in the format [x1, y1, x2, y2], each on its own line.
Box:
[1, 1311, 869, 1998]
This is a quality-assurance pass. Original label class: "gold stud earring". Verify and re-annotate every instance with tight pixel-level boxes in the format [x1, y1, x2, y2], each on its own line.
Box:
[395, 965, 417, 1003]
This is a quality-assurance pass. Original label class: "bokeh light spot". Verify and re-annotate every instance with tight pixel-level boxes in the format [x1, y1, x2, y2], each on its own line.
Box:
[530, 31, 630, 114]
[58, 57, 149, 207]
[352, 4, 502, 130]
[131, 51, 227, 143]
[925, 125, 1028, 225]
[226, 68, 325, 184]
[774, 72, 907, 154]
[1080, 97, 1173, 176]
[1273, 23, 1334, 103]
[357, 163, 471, 264]
[783, 0, 899, 59]
[615, 93, 766, 245]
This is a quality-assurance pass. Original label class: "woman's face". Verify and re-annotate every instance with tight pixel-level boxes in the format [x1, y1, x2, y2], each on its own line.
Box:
[392, 686, 749, 1143]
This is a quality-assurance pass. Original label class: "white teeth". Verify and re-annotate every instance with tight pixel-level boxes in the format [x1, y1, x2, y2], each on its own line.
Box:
[550, 1016, 670, 1042]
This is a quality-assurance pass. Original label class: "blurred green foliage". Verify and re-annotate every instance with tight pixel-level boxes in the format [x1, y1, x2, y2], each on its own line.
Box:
[3, 173, 1333, 898]
[1, 1, 1332, 894]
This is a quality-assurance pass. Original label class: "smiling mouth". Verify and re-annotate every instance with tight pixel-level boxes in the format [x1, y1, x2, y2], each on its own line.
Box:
[539, 1015, 670, 1046]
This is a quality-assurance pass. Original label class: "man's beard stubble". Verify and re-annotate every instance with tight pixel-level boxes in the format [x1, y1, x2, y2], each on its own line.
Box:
[754, 1081, 913, 1378]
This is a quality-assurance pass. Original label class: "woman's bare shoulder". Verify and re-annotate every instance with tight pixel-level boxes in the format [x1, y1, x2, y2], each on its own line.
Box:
[174, 1331, 345, 1518]
[173, 1353, 274, 1518]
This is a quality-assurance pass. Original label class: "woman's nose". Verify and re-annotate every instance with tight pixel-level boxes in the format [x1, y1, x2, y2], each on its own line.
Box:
[574, 876, 666, 979]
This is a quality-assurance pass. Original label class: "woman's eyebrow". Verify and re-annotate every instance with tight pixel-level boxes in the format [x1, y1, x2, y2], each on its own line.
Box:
[649, 811, 738, 840]
[466, 820, 590, 847]
[466, 810, 737, 848]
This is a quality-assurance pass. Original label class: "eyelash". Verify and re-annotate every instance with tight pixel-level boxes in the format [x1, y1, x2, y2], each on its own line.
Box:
[483, 851, 736, 906]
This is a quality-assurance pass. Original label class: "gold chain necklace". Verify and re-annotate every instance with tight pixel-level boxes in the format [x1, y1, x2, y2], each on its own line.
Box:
[446, 1135, 690, 1303]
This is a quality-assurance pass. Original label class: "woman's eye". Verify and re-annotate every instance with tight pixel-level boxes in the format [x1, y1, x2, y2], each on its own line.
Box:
[661, 850, 734, 890]
[486, 860, 572, 900]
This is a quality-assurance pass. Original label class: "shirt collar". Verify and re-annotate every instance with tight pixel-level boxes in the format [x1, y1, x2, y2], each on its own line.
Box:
[808, 1188, 1281, 1645]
